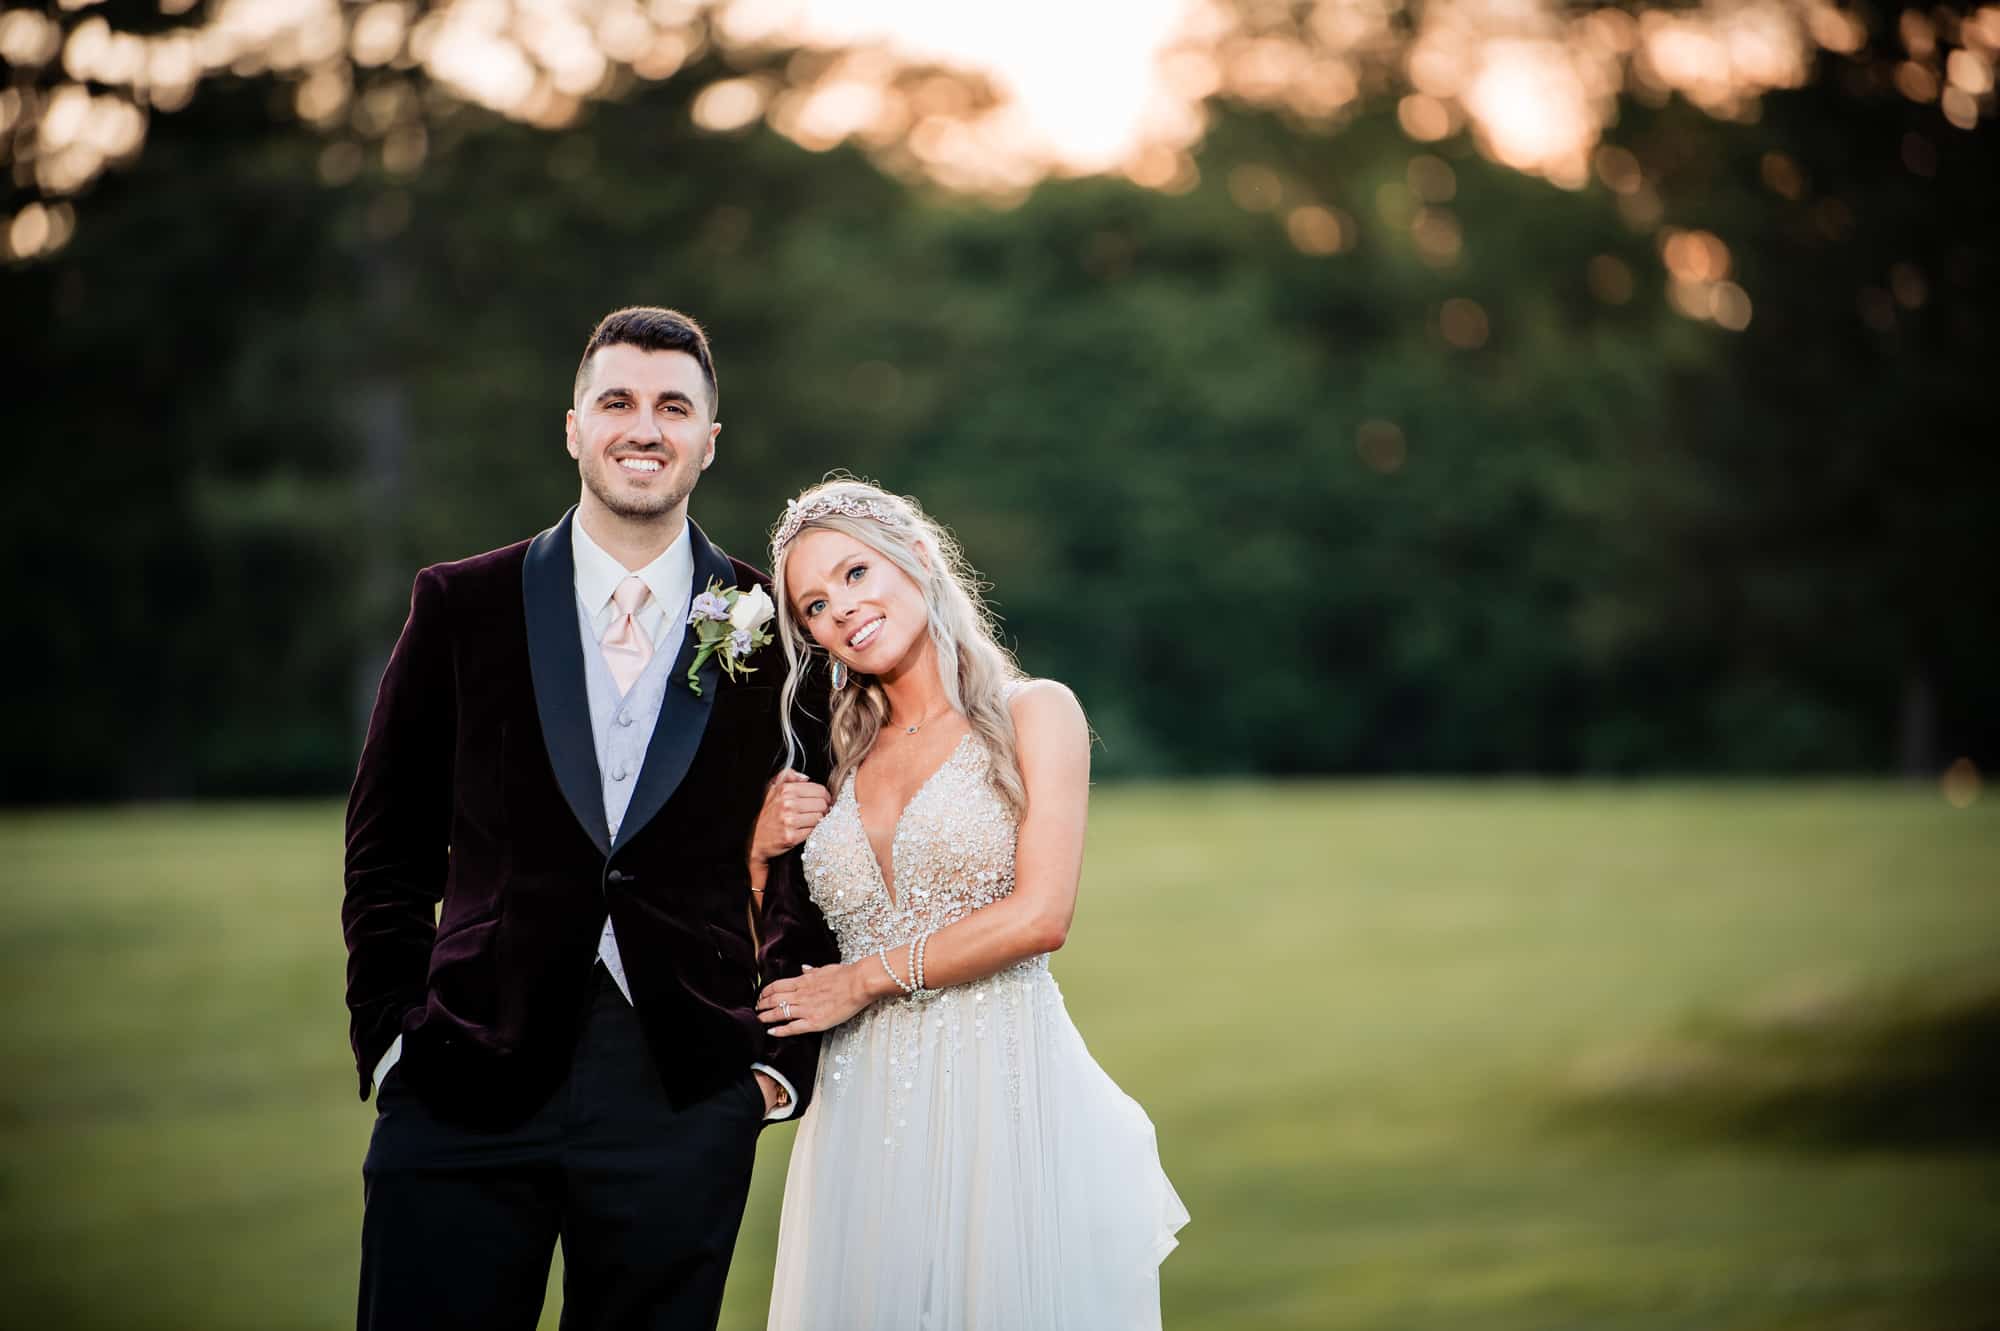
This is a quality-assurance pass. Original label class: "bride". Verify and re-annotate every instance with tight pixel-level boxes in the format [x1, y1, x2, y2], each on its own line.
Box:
[749, 478, 1186, 1330]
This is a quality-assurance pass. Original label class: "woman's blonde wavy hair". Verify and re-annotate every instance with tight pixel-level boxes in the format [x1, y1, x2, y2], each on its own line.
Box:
[771, 478, 1027, 819]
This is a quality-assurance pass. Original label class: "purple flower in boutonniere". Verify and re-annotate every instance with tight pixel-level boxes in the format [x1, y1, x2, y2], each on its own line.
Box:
[684, 579, 775, 695]
[688, 590, 733, 623]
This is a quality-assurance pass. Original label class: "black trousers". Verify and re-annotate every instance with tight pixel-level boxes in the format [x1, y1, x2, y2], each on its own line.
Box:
[358, 969, 768, 1331]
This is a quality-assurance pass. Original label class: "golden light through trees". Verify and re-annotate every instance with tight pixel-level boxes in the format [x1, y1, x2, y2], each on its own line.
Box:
[2, 0, 1996, 333]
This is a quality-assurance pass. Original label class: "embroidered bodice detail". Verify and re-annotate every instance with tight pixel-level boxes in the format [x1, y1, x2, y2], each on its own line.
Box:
[800, 730, 1051, 1121]
[803, 731, 1024, 960]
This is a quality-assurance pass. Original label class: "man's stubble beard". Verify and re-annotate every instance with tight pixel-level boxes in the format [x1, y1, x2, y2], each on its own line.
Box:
[581, 455, 699, 521]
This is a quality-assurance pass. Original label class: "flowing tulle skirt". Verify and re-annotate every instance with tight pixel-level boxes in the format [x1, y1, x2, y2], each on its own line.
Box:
[767, 959, 1187, 1330]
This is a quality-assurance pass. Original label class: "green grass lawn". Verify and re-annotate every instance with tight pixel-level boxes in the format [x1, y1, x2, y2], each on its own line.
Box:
[2, 784, 1995, 1330]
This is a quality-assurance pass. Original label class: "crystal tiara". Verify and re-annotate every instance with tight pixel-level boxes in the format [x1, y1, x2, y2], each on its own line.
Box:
[770, 493, 905, 556]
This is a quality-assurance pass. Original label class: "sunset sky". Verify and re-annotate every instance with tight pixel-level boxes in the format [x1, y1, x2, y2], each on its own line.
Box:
[718, 0, 1201, 170]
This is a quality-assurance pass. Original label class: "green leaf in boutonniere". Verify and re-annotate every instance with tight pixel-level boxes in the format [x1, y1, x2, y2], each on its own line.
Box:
[682, 578, 776, 696]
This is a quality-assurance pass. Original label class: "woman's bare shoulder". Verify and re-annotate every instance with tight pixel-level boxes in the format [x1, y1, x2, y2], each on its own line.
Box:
[1006, 679, 1088, 755]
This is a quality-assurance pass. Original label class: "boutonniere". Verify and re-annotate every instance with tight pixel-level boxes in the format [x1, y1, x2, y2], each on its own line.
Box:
[684, 579, 775, 696]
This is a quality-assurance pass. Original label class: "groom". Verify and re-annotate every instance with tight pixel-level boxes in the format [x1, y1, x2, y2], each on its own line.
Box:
[343, 306, 838, 1330]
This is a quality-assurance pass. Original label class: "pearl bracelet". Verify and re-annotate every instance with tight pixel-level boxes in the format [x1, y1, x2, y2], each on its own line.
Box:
[913, 932, 930, 993]
[877, 946, 915, 996]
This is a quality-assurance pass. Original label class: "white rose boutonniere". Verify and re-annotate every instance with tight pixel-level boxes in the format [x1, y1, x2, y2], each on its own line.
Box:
[684, 578, 776, 695]
[728, 585, 775, 632]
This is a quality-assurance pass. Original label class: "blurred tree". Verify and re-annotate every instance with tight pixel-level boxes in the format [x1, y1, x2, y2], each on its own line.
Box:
[2, 5, 1995, 797]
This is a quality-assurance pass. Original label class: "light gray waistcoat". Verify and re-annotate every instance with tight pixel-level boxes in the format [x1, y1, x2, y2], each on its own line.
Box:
[576, 595, 686, 843]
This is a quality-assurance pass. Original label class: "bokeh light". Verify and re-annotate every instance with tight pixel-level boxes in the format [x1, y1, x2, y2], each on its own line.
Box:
[1355, 418, 1408, 473]
[1285, 203, 1351, 255]
[1439, 296, 1490, 348]
[1588, 254, 1635, 304]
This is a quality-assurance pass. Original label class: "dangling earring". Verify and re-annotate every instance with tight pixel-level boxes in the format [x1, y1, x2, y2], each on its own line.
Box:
[830, 658, 848, 691]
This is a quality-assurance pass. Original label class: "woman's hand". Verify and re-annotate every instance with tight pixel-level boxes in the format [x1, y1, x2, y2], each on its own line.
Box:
[758, 962, 880, 1036]
[750, 769, 831, 868]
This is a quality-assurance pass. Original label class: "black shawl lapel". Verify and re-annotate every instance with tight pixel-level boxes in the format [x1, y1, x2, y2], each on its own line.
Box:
[613, 518, 734, 852]
[522, 507, 611, 856]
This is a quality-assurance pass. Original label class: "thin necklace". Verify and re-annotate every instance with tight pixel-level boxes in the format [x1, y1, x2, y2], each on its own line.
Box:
[895, 703, 952, 736]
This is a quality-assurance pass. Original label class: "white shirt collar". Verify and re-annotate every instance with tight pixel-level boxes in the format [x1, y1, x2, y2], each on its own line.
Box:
[571, 512, 694, 622]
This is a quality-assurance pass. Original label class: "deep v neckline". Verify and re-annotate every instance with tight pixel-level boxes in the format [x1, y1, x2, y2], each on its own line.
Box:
[850, 731, 974, 910]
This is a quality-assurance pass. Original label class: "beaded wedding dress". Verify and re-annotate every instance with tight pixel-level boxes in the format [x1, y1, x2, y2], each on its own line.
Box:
[766, 729, 1187, 1330]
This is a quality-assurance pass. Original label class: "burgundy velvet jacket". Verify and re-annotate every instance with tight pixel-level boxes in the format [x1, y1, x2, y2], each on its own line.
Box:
[342, 509, 839, 1129]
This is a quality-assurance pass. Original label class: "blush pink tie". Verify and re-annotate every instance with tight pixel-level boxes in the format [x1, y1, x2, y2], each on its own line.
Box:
[600, 575, 654, 694]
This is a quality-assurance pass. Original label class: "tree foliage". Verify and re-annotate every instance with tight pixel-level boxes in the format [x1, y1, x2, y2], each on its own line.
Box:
[2, 42, 1995, 798]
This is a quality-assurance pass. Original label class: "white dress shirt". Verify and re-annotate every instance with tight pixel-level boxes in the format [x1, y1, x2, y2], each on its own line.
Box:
[372, 513, 796, 1119]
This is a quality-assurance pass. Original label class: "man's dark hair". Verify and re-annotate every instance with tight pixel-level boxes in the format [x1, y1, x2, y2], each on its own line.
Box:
[573, 306, 719, 413]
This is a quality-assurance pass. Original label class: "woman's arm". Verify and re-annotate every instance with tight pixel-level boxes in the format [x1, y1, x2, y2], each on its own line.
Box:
[756, 679, 1090, 1036]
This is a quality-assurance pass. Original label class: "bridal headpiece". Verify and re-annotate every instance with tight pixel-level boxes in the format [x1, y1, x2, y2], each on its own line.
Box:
[770, 492, 906, 559]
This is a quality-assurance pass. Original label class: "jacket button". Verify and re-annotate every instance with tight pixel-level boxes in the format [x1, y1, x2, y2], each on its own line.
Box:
[606, 869, 633, 885]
